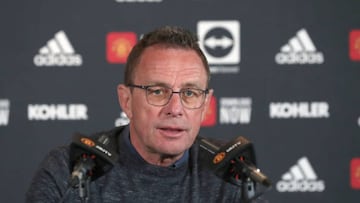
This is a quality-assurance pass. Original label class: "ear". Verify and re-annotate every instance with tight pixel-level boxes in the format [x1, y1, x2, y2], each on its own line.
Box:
[200, 89, 214, 122]
[117, 84, 133, 119]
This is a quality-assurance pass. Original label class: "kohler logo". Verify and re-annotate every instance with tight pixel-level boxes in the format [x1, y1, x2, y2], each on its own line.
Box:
[28, 104, 88, 120]
[270, 102, 329, 119]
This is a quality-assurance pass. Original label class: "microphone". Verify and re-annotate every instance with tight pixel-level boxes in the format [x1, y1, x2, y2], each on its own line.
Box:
[197, 136, 271, 187]
[69, 133, 119, 187]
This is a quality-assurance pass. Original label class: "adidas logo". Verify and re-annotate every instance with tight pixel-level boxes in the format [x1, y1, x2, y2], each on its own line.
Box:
[275, 28, 324, 65]
[276, 156, 325, 192]
[33, 30, 82, 67]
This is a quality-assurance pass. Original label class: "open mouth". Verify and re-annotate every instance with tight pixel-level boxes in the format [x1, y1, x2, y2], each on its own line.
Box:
[158, 127, 185, 137]
[159, 127, 183, 132]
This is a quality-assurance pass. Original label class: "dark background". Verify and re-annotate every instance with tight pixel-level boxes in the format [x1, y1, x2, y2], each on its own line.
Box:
[0, 0, 359, 202]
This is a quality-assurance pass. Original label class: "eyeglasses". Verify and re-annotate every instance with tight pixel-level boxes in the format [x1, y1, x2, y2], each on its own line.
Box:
[128, 84, 209, 109]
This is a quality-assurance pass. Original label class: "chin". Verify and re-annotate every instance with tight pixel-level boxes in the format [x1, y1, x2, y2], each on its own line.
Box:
[154, 137, 194, 155]
[155, 144, 182, 154]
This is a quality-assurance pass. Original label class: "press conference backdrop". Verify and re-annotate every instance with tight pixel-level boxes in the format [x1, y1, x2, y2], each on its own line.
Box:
[1, 0, 359, 202]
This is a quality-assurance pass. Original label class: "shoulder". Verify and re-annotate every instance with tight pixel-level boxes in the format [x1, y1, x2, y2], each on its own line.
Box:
[39, 146, 70, 172]
[89, 125, 128, 144]
[32, 125, 128, 183]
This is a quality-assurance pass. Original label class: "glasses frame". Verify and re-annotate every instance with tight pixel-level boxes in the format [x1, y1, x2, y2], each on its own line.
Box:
[127, 84, 210, 109]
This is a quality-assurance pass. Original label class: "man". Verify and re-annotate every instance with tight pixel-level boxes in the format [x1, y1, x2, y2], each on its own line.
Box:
[26, 26, 261, 202]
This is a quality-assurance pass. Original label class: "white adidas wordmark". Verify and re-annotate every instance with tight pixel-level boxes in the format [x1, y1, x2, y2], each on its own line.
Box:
[33, 30, 82, 67]
[276, 157, 325, 192]
[275, 29, 324, 65]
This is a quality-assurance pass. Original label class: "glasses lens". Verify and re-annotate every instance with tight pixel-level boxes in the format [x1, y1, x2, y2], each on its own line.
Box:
[146, 86, 172, 106]
[180, 88, 206, 109]
[143, 85, 207, 109]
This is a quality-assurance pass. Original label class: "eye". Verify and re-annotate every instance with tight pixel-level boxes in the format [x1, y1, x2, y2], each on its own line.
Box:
[182, 89, 199, 97]
[147, 86, 167, 96]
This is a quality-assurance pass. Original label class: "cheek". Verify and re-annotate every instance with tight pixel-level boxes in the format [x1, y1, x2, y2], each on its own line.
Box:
[196, 108, 207, 122]
[188, 110, 205, 134]
[131, 99, 157, 123]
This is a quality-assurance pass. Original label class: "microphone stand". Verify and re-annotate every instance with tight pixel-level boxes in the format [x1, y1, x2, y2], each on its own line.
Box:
[72, 154, 95, 203]
[240, 177, 256, 202]
[231, 158, 270, 202]
[198, 136, 271, 202]
[78, 177, 90, 203]
[60, 133, 119, 203]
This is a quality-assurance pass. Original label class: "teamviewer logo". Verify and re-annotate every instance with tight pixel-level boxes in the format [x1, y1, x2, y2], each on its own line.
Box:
[197, 21, 240, 70]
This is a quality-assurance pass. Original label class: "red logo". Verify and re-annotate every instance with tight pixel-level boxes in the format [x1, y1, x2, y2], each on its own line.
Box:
[349, 30, 360, 61]
[350, 158, 360, 189]
[201, 95, 217, 127]
[107, 32, 137, 64]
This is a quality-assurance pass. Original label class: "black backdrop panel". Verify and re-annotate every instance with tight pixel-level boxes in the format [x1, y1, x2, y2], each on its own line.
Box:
[0, 0, 359, 202]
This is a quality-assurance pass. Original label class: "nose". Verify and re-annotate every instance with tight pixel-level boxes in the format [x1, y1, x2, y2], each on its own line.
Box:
[164, 92, 184, 116]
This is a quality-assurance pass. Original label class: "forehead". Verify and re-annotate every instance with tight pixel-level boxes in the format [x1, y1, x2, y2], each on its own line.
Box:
[133, 46, 208, 87]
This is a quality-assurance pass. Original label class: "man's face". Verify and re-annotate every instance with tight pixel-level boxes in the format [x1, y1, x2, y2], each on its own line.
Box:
[119, 46, 212, 159]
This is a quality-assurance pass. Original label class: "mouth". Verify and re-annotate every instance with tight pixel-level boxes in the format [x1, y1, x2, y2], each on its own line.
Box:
[158, 126, 186, 138]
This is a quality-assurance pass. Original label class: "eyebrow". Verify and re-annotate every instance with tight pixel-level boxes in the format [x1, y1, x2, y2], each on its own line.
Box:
[181, 82, 204, 89]
[147, 81, 204, 89]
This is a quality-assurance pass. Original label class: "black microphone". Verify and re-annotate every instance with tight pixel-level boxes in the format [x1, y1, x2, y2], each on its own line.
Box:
[69, 133, 119, 187]
[197, 136, 271, 187]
